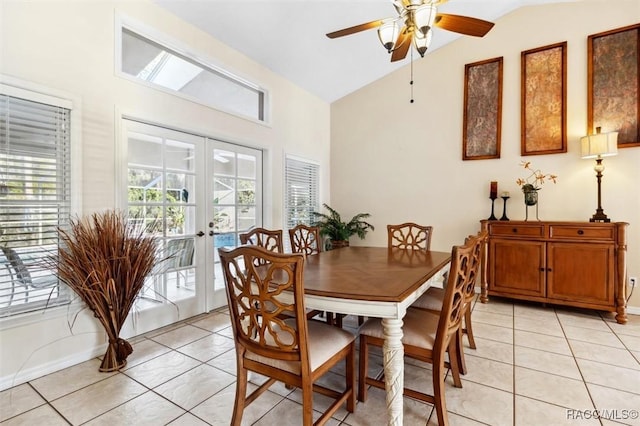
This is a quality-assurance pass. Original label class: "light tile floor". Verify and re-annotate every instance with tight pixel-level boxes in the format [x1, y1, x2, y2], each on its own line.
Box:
[2, 296, 639, 425]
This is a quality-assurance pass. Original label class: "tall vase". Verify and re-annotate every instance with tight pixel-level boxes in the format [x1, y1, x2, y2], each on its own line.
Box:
[522, 185, 539, 221]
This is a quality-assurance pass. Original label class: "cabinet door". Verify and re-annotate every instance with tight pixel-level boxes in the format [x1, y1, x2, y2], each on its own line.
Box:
[489, 239, 545, 297]
[547, 242, 614, 306]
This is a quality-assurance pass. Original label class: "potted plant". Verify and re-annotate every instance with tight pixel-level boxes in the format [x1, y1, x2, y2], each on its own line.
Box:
[312, 203, 374, 250]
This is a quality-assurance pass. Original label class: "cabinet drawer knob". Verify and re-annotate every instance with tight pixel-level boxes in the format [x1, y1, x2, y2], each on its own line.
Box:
[577, 229, 584, 235]
[512, 228, 518, 233]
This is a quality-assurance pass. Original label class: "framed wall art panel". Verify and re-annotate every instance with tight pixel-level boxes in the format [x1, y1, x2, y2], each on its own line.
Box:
[588, 23, 640, 148]
[463, 57, 503, 160]
[521, 41, 567, 156]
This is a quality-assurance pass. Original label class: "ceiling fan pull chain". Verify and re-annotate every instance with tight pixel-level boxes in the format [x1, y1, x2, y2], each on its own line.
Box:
[410, 47, 414, 103]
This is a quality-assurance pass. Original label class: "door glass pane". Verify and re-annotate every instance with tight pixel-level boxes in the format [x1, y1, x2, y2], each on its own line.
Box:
[210, 141, 262, 290]
[237, 153, 256, 178]
[213, 206, 235, 233]
[128, 132, 163, 167]
[166, 139, 195, 172]
[214, 149, 235, 175]
[127, 127, 198, 308]
[237, 179, 256, 205]
[238, 206, 256, 230]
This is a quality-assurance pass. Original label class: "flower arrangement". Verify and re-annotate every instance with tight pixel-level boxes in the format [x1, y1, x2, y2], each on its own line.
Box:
[516, 161, 558, 191]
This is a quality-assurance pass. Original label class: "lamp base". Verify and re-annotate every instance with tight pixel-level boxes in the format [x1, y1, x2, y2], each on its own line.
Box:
[589, 209, 611, 223]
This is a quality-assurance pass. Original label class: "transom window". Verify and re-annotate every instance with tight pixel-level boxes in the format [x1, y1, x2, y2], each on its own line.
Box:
[119, 25, 267, 123]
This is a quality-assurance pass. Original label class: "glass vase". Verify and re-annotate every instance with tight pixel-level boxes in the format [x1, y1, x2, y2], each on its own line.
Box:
[523, 189, 538, 206]
[522, 186, 540, 221]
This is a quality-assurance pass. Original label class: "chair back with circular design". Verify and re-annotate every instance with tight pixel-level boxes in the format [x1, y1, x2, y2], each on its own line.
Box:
[289, 225, 321, 256]
[387, 223, 433, 251]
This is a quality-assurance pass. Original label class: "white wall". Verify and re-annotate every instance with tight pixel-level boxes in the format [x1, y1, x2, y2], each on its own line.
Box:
[0, 0, 330, 389]
[331, 1, 640, 308]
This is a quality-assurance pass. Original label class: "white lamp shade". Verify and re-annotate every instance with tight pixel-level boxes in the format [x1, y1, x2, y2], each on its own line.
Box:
[580, 131, 618, 159]
[414, 4, 437, 36]
[378, 20, 401, 52]
[414, 28, 432, 57]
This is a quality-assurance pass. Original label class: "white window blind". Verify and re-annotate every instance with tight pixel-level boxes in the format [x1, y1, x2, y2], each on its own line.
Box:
[284, 157, 319, 241]
[0, 93, 71, 317]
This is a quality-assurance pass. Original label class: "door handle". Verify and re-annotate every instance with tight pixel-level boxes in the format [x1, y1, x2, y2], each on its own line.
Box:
[196, 231, 205, 237]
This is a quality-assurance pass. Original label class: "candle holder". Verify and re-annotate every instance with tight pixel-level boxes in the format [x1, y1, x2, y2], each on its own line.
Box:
[500, 196, 510, 221]
[488, 195, 498, 220]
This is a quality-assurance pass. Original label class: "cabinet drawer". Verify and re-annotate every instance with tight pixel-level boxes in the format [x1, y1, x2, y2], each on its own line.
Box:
[489, 223, 544, 238]
[549, 225, 614, 241]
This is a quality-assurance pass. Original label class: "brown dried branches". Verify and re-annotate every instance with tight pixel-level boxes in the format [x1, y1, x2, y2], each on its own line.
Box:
[55, 210, 158, 371]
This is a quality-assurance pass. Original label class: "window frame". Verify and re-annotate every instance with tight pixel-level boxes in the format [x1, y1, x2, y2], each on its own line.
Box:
[0, 75, 82, 327]
[115, 14, 271, 126]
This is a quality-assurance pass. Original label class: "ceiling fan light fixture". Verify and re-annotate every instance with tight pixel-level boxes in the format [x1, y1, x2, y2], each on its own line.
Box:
[413, 4, 437, 36]
[392, 0, 404, 15]
[377, 19, 401, 52]
[414, 28, 432, 57]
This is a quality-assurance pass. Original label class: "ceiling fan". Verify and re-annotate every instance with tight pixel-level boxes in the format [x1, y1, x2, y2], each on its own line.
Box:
[326, 0, 495, 62]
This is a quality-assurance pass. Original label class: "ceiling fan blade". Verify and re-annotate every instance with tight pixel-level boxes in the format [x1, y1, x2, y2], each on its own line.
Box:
[390, 30, 411, 62]
[434, 13, 495, 37]
[326, 20, 385, 39]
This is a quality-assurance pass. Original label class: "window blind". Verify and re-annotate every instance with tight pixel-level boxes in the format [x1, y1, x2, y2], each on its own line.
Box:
[284, 157, 319, 251]
[0, 94, 71, 317]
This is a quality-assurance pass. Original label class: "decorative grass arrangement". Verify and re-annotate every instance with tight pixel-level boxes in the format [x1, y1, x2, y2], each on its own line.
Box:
[54, 210, 158, 372]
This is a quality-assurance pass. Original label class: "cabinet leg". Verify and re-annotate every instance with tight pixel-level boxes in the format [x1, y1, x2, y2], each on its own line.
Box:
[615, 308, 627, 324]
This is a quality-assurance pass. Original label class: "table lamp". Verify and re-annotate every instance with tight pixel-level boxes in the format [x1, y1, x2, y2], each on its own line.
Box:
[580, 127, 618, 222]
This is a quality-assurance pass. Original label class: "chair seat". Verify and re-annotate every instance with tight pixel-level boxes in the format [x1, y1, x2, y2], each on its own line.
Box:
[359, 307, 440, 349]
[246, 319, 355, 374]
[412, 286, 445, 311]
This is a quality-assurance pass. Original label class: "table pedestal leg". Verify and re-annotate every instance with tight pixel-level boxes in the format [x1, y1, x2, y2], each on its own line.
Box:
[382, 317, 404, 426]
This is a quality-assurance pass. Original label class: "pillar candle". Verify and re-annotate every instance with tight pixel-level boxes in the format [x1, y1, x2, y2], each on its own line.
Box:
[490, 181, 498, 198]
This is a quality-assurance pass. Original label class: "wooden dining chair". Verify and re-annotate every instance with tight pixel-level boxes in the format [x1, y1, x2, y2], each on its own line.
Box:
[218, 245, 356, 426]
[387, 222, 433, 251]
[289, 225, 335, 326]
[410, 230, 487, 374]
[358, 235, 480, 426]
[239, 227, 283, 255]
[288, 224, 322, 256]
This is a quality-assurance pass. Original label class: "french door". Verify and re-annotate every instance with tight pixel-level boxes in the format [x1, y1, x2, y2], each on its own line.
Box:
[209, 141, 263, 300]
[122, 119, 262, 334]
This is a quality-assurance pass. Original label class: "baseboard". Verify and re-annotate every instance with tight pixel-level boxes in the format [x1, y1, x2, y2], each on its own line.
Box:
[626, 305, 640, 316]
[474, 287, 640, 317]
[0, 343, 107, 391]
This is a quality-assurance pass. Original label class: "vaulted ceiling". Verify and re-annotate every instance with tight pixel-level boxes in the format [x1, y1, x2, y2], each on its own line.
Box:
[154, 0, 580, 103]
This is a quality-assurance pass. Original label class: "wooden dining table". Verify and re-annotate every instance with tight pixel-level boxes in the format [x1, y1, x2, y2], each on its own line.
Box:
[300, 246, 452, 426]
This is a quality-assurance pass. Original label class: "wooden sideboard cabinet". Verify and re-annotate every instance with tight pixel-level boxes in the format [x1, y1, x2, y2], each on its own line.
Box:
[480, 220, 628, 324]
